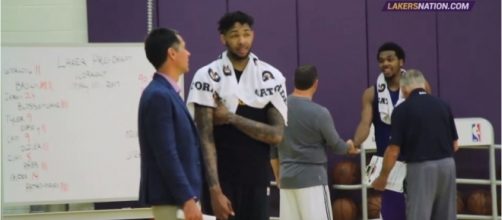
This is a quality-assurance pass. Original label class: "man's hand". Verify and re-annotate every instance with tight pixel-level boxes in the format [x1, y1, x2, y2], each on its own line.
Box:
[372, 175, 388, 191]
[346, 139, 360, 155]
[182, 198, 202, 220]
[213, 97, 231, 125]
[210, 187, 234, 220]
[270, 158, 281, 188]
[453, 140, 459, 152]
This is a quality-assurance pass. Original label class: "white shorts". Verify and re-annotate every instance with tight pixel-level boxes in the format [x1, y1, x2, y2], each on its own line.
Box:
[280, 185, 333, 220]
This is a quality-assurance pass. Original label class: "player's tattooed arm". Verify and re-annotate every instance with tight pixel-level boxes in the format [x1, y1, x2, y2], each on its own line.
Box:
[194, 104, 220, 188]
[213, 100, 285, 145]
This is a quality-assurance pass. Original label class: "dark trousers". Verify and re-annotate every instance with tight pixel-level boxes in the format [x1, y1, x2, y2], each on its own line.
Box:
[202, 182, 269, 220]
[381, 190, 406, 220]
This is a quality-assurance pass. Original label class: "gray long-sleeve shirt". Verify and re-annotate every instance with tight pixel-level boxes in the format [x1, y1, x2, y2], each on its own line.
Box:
[271, 95, 348, 189]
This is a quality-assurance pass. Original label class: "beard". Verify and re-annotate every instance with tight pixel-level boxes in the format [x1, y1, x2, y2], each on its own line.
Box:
[384, 73, 397, 80]
[382, 67, 400, 80]
[225, 44, 251, 61]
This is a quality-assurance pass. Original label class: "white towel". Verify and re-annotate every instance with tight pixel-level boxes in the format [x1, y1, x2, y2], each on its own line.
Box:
[376, 70, 405, 124]
[187, 51, 288, 124]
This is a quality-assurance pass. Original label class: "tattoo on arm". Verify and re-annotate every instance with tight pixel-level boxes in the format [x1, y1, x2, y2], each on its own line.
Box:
[194, 104, 220, 188]
[229, 106, 285, 145]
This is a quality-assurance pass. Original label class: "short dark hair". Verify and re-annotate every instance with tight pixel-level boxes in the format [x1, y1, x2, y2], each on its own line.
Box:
[294, 64, 318, 90]
[218, 11, 254, 34]
[377, 42, 405, 62]
[144, 28, 180, 69]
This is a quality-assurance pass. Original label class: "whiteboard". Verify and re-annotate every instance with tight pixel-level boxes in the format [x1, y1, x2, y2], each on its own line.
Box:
[2, 44, 155, 205]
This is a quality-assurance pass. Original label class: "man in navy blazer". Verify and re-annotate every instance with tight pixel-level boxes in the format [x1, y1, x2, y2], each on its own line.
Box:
[138, 28, 203, 220]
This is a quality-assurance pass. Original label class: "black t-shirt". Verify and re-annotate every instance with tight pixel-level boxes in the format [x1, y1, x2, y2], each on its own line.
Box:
[213, 69, 273, 186]
[390, 88, 458, 163]
[234, 69, 243, 81]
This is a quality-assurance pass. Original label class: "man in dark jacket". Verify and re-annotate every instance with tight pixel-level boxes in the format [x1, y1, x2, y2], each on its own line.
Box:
[138, 28, 202, 220]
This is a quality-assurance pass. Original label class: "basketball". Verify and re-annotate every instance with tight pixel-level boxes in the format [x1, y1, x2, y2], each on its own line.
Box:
[466, 190, 492, 215]
[332, 160, 360, 185]
[332, 198, 357, 220]
[367, 193, 382, 218]
[457, 191, 465, 214]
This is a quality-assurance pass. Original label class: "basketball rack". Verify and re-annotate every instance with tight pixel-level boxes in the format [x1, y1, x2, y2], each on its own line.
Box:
[332, 118, 501, 220]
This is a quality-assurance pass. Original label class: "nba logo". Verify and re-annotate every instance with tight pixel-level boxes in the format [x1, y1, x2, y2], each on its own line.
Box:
[472, 123, 481, 142]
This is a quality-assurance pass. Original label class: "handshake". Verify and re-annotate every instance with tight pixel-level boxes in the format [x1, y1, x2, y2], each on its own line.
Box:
[346, 139, 360, 155]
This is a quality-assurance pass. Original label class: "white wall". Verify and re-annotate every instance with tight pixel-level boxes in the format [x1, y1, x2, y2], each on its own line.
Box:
[1, 0, 88, 43]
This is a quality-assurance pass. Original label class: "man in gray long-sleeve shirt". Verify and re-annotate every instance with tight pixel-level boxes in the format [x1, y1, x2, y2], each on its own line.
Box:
[271, 64, 359, 220]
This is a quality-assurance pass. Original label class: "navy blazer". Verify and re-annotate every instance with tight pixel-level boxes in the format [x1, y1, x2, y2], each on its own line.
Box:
[138, 73, 202, 206]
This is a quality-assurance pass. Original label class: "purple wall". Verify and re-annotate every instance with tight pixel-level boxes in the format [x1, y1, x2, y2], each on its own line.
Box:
[367, 0, 439, 95]
[87, 0, 501, 211]
[437, 0, 501, 180]
[298, 0, 367, 139]
[87, 0, 151, 42]
[228, 0, 298, 92]
[437, 1, 501, 144]
[156, 0, 226, 95]
[87, 1, 500, 143]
